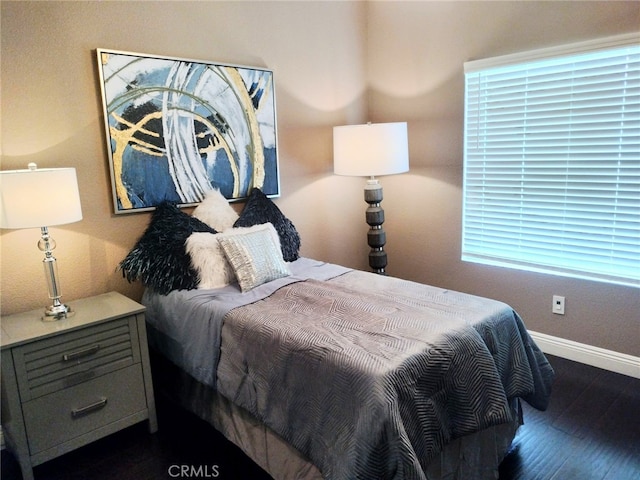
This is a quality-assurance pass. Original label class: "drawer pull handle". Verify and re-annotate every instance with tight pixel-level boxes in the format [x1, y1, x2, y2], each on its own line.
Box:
[63, 344, 100, 362]
[71, 397, 107, 418]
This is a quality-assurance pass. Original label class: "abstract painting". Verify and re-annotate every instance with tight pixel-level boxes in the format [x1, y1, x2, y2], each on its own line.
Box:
[96, 49, 279, 214]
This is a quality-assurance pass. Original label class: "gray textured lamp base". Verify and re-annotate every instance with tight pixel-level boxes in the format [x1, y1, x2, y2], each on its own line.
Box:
[364, 179, 387, 275]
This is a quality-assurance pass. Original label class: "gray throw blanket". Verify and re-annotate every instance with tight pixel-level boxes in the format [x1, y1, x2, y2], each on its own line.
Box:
[216, 271, 554, 480]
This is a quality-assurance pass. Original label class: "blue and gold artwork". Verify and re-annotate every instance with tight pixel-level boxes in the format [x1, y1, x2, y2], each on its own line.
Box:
[97, 49, 279, 213]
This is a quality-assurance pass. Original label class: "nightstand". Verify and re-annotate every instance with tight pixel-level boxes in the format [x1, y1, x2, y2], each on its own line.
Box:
[1, 292, 158, 480]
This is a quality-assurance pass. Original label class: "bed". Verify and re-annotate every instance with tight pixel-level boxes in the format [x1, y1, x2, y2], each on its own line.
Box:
[119, 188, 554, 480]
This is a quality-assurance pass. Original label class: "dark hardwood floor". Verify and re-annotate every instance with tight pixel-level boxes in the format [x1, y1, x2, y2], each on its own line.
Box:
[498, 355, 639, 480]
[2, 355, 639, 480]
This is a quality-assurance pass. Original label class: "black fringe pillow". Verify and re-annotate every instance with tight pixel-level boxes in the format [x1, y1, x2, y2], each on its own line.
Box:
[233, 188, 301, 262]
[119, 201, 217, 294]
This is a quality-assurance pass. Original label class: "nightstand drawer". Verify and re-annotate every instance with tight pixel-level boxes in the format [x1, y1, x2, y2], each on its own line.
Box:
[13, 317, 141, 401]
[22, 363, 147, 455]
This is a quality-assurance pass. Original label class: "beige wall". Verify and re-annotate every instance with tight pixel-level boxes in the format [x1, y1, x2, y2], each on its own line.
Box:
[365, 1, 640, 356]
[1, 1, 638, 356]
[0, 0, 369, 314]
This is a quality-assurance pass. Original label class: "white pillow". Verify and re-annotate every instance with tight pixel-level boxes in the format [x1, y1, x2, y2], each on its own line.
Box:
[217, 223, 291, 292]
[185, 232, 235, 289]
[186, 223, 285, 290]
[192, 189, 239, 231]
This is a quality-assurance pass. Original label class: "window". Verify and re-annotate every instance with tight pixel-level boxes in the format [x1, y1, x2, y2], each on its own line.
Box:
[462, 34, 639, 288]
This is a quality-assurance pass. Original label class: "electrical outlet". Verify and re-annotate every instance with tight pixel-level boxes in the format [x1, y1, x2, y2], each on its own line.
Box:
[552, 295, 565, 315]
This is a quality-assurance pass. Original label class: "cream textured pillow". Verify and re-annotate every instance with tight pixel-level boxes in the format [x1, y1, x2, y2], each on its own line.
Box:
[185, 232, 235, 289]
[192, 189, 239, 231]
[217, 223, 291, 292]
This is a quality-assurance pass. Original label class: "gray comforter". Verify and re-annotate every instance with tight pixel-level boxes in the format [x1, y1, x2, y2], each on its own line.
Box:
[215, 270, 554, 480]
[144, 259, 553, 480]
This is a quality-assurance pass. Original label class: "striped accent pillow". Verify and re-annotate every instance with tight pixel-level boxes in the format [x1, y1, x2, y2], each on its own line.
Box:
[218, 223, 291, 292]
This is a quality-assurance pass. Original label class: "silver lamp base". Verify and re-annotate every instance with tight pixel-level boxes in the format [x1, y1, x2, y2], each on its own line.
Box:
[43, 302, 74, 321]
[38, 226, 75, 321]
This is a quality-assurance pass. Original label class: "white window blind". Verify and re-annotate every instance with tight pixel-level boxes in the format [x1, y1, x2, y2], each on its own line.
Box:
[463, 34, 640, 288]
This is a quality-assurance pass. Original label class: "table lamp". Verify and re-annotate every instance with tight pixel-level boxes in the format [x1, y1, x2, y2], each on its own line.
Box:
[0, 163, 83, 319]
[333, 122, 409, 274]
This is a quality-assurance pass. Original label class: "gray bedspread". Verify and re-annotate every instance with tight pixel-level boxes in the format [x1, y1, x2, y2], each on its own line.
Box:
[144, 259, 553, 480]
[216, 271, 553, 480]
[143, 258, 351, 387]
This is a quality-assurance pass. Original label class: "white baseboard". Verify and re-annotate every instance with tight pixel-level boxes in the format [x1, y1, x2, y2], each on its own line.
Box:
[529, 331, 640, 379]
